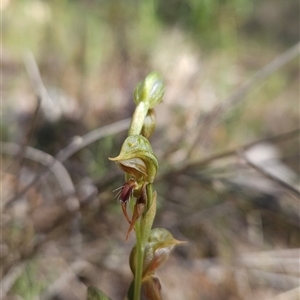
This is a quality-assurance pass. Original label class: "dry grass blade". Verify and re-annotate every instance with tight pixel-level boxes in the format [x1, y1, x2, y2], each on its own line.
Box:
[6, 54, 43, 196]
[221, 41, 300, 110]
[1, 142, 76, 197]
[188, 41, 300, 157]
[1, 142, 78, 210]
[24, 52, 60, 121]
[247, 269, 299, 290]
[238, 149, 300, 197]
[161, 128, 300, 178]
[55, 118, 130, 162]
[239, 249, 300, 274]
[274, 287, 300, 300]
[38, 260, 92, 300]
[0, 263, 25, 300]
[166, 202, 236, 228]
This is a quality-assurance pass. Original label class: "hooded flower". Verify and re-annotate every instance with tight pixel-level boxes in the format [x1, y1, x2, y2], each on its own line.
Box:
[109, 135, 158, 183]
[130, 228, 186, 278]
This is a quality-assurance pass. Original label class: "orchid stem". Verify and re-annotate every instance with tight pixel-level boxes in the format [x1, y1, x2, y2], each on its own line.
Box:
[133, 219, 143, 300]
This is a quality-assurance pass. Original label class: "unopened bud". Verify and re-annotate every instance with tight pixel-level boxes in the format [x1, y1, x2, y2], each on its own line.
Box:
[134, 72, 164, 109]
[141, 109, 156, 139]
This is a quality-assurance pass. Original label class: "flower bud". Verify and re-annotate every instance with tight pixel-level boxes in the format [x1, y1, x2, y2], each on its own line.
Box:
[134, 72, 164, 109]
[141, 109, 156, 139]
[109, 135, 158, 183]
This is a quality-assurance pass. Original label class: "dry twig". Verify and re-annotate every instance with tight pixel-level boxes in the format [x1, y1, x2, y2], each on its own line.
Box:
[161, 128, 299, 179]
[238, 149, 300, 197]
[1, 142, 80, 213]
[1, 142, 76, 201]
[4, 118, 130, 207]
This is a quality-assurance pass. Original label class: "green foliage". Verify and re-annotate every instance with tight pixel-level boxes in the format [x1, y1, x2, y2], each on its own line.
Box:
[87, 286, 112, 300]
[12, 261, 50, 300]
[5, 0, 255, 72]
[156, 0, 253, 47]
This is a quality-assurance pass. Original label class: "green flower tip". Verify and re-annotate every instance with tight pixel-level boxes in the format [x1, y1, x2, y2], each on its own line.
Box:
[134, 72, 164, 109]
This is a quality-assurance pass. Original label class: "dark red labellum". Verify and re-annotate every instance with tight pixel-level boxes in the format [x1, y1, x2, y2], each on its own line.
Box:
[119, 180, 137, 203]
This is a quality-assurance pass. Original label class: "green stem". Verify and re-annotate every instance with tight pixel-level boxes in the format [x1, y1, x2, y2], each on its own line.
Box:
[128, 93, 153, 300]
[142, 184, 153, 244]
[146, 184, 153, 212]
[133, 183, 154, 300]
[133, 218, 144, 300]
[128, 102, 149, 135]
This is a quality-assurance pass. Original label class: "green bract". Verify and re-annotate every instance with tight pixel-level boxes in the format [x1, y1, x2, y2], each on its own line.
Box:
[109, 135, 158, 183]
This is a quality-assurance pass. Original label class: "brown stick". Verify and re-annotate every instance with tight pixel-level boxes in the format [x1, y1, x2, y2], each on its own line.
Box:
[160, 127, 300, 178]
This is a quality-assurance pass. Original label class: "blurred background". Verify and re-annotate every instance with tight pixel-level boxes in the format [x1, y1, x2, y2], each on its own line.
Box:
[1, 0, 299, 299]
